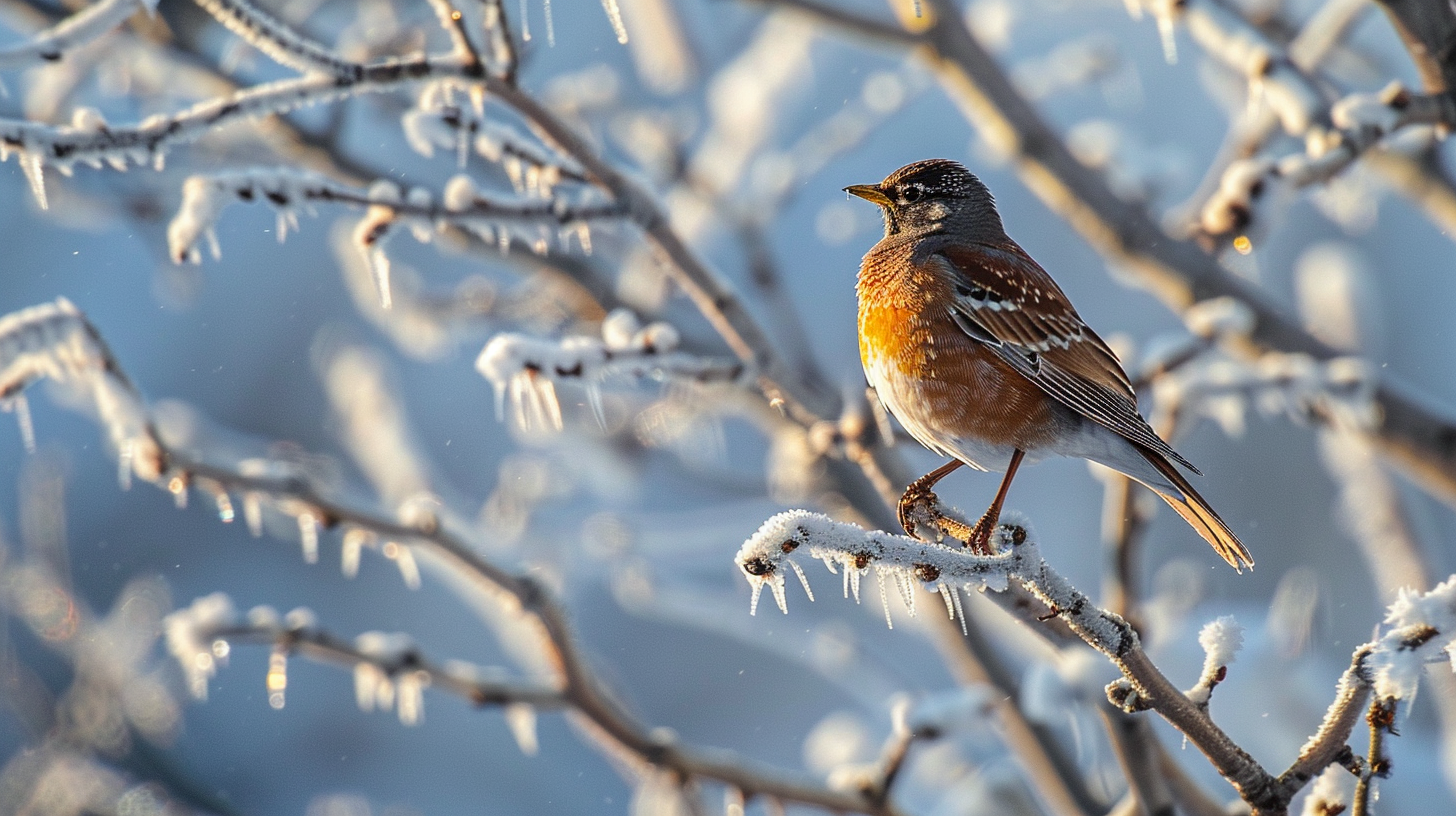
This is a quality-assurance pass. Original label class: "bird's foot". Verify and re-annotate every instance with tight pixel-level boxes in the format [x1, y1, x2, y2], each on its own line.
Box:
[898, 487, 978, 545]
[965, 514, 997, 555]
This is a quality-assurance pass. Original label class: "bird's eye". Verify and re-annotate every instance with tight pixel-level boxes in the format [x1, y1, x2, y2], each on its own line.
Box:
[902, 186, 924, 203]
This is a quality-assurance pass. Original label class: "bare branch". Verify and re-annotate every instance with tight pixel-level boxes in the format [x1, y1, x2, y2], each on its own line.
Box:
[0, 0, 149, 69]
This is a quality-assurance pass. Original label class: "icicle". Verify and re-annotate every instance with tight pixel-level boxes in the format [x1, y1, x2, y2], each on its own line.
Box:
[384, 541, 422, 589]
[214, 490, 235, 523]
[575, 222, 592, 255]
[601, 0, 628, 43]
[896, 570, 916, 617]
[19, 150, 47, 210]
[544, 0, 555, 46]
[842, 563, 851, 599]
[876, 567, 894, 629]
[849, 562, 863, 604]
[769, 572, 788, 613]
[117, 440, 134, 490]
[397, 670, 426, 725]
[505, 703, 539, 755]
[298, 512, 319, 564]
[354, 662, 385, 712]
[937, 582, 956, 620]
[787, 560, 814, 602]
[749, 580, 764, 616]
[369, 247, 393, 310]
[518, 0, 531, 41]
[168, 473, 189, 509]
[950, 584, 968, 636]
[243, 493, 263, 537]
[504, 157, 524, 192]
[341, 528, 368, 578]
[267, 646, 288, 709]
[6, 394, 35, 453]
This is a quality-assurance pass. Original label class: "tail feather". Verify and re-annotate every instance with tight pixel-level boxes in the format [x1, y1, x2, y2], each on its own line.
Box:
[1137, 448, 1253, 572]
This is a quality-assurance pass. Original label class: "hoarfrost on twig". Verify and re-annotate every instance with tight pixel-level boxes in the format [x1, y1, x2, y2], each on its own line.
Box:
[476, 308, 746, 432]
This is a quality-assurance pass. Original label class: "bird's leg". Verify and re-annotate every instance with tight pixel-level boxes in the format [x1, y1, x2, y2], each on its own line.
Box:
[965, 449, 1025, 554]
[898, 460, 971, 541]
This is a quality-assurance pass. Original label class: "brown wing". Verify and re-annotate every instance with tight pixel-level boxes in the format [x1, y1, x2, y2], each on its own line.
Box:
[929, 242, 1199, 473]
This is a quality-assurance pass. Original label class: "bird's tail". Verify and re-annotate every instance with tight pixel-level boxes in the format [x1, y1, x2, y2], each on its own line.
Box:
[1136, 448, 1254, 572]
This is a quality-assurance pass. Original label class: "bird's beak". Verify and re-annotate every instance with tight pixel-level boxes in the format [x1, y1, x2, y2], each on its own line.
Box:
[844, 184, 892, 207]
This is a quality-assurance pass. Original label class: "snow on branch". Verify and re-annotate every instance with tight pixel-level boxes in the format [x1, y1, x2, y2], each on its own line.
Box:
[0, 298, 165, 485]
[1202, 84, 1456, 237]
[1187, 615, 1242, 707]
[165, 593, 562, 740]
[167, 168, 624, 311]
[193, 0, 363, 80]
[738, 508, 1456, 811]
[735, 510, 1138, 655]
[1368, 576, 1456, 703]
[0, 0, 154, 70]
[477, 309, 748, 433]
[0, 49, 502, 210]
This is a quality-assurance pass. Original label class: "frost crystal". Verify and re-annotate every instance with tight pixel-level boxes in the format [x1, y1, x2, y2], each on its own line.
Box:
[736, 510, 1036, 628]
[1368, 577, 1456, 703]
[477, 309, 743, 433]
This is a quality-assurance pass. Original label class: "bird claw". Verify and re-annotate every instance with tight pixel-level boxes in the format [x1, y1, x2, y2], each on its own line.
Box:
[897, 487, 982, 548]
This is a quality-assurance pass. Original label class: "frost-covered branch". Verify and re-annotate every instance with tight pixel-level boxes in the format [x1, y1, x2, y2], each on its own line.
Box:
[1200, 84, 1456, 237]
[476, 309, 747, 433]
[736, 510, 1282, 809]
[166, 168, 621, 271]
[0, 299, 165, 486]
[0, 300, 899, 816]
[739, 512, 1456, 813]
[0, 0, 151, 69]
[192, 0, 363, 80]
[166, 595, 564, 733]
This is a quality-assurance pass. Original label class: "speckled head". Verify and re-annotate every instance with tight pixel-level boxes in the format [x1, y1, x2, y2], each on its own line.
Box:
[845, 159, 1003, 240]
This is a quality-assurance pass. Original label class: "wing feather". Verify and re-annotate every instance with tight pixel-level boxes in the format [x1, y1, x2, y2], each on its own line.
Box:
[929, 244, 1199, 473]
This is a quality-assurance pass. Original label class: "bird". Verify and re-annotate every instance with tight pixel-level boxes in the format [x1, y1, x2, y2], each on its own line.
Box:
[845, 159, 1252, 570]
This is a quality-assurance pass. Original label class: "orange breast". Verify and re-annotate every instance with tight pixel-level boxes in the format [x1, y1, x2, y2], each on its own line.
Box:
[856, 243, 1060, 453]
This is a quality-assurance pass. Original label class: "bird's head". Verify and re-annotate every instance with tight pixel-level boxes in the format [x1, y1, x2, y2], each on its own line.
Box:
[844, 159, 1003, 240]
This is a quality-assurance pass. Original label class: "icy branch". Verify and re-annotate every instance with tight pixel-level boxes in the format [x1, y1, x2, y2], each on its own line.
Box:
[193, 0, 363, 79]
[166, 167, 622, 266]
[1201, 83, 1456, 237]
[0, 0, 153, 70]
[0, 299, 165, 484]
[477, 309, 747, 433]
[165, 595, 565, 729]
[742, 505, 1456, 811]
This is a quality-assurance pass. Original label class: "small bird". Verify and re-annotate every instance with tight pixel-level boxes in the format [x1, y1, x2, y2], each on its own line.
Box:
[846, 159, 1251, 570]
